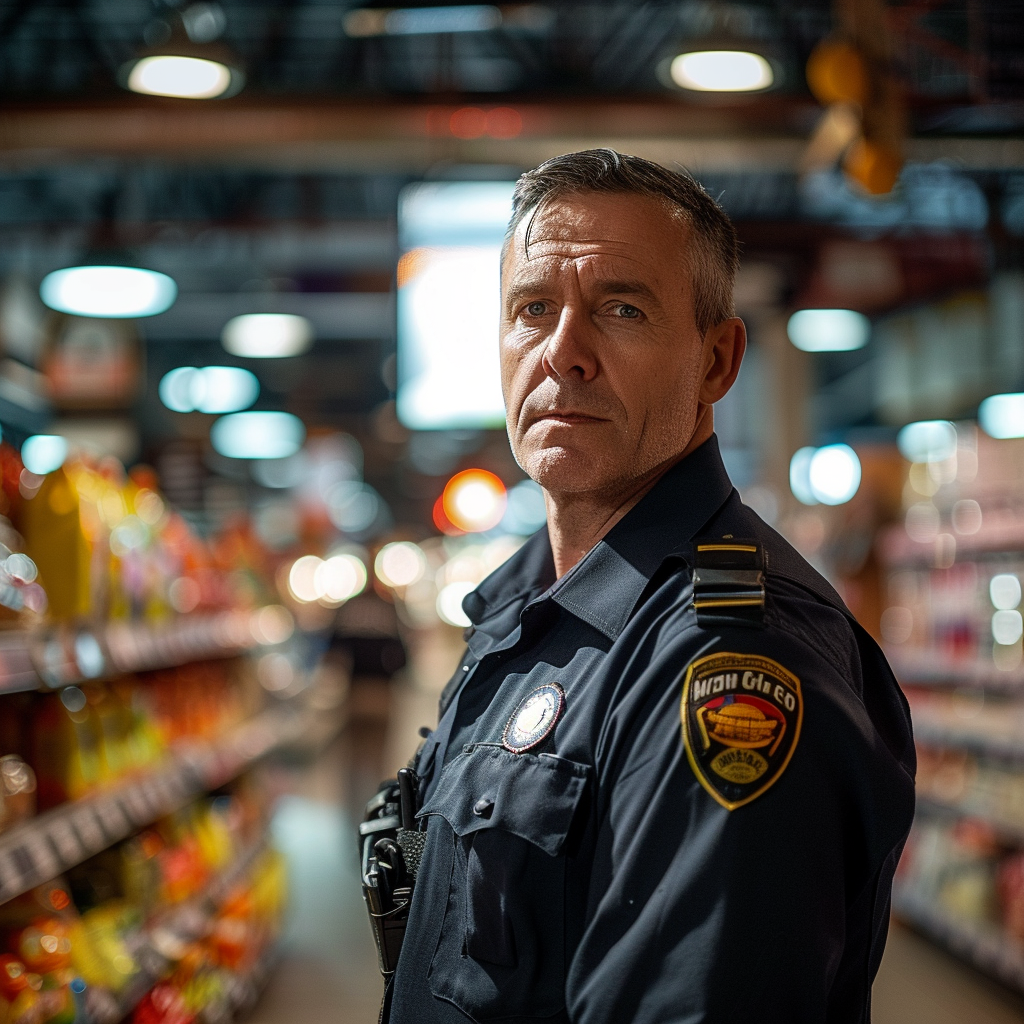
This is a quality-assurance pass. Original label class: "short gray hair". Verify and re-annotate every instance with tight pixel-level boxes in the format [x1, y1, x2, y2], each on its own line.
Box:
[504, 149, 739, 336]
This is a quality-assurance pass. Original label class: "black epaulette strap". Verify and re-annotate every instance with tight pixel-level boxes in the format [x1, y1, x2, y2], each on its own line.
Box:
[692, 539, 765, 629]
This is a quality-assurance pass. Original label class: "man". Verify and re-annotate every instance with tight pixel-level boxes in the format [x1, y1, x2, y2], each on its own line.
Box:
[383, 150, 915, 1023]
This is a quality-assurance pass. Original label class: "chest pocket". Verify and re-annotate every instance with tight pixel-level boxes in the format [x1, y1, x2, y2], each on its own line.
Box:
[418, 744, 590, 1022]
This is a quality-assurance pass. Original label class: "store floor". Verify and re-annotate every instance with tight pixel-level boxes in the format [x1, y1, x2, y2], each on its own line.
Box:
[246, 678, 1024, 1024]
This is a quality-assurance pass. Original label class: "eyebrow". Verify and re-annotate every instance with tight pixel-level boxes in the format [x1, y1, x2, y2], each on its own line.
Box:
[504, 277, 660, 313]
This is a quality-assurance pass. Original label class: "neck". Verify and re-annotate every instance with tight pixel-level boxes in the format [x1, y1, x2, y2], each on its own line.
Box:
[544, 416, 713, 579]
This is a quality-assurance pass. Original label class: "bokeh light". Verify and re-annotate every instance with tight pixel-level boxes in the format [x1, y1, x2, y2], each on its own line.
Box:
[993, 609, 1024, 645]
[808, 444, 861, 505]
[442, 469, 507, 533]
[314, 554, 367, 604]
[787, 309, 870, 352]
[22, 435, 68, 476]
[222, 313, 314, 358]
[437, 580, 475, 627]
[288, 555, 323, 603]
[990, 574, 1022, 611]
[375, 542, 427, 588]
[159, 366, 260, 414]
[789, 447, 818, 506]
[897, 421, 957, 464]
[979, 393, 1024, 439]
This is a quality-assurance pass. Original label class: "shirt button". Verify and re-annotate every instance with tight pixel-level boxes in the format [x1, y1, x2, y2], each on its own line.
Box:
[473, 797, 494, 818]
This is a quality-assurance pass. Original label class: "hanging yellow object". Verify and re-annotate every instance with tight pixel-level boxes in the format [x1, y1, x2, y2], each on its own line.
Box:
[843, 137, 903, 195]
[806, 39, 869, 107]
[20, 469, 91, 620]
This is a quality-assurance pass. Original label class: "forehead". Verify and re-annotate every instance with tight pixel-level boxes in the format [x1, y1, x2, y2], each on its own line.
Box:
[506, 191, 689, 275]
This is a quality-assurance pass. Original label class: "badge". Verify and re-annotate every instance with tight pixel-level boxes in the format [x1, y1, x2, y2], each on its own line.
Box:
[680, 652, 802, 810]
[502, 683, 565, 754]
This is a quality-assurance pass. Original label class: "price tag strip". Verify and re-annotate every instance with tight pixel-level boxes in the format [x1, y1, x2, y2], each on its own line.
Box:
[0, 709, 289, 904]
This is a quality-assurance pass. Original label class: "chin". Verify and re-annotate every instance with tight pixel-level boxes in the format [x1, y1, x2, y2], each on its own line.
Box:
[519, 444, 622, 496]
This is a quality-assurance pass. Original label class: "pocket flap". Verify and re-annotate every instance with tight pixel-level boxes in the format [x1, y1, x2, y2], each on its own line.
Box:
[418, 745, 590, 856]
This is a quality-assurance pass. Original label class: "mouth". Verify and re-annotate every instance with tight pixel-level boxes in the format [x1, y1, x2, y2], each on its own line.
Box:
[532, 411, 608, 426]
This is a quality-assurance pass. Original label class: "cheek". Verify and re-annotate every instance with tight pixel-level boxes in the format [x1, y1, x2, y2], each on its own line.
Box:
[500, 332, 540, 398]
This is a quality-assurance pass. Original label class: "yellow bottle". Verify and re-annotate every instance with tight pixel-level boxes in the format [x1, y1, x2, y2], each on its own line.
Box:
[19, 469, 91, 621]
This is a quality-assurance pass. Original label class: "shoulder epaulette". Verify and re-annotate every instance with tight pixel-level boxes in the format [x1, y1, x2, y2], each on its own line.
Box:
[692, 538, 765, 629]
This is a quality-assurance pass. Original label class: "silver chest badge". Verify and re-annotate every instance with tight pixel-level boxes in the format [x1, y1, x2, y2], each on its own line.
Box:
[502, 683, 565, 754]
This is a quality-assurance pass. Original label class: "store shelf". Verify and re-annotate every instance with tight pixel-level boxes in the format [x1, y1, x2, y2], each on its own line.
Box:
[915, 795, 1024, 846]
[85, 835, 271, 1024]
[893, 883, 1024, 993]
[0, 706, 309, 905]
[888, 648, 1024, 691]
[200, 941, 280, 1024]
[879, 511, 1024, 567]
[912, 717, 1024, 761]
[0, 609, 278, 697]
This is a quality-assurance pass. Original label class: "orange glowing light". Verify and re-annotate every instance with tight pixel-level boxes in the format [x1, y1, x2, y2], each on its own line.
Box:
[442, 469, 507, 533]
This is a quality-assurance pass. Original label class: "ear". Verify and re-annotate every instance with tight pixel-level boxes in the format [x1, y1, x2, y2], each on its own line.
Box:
[698, 317, 747, 405]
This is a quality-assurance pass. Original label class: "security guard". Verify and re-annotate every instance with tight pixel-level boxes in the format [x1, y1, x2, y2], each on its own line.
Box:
[369, 150, 915, 1023]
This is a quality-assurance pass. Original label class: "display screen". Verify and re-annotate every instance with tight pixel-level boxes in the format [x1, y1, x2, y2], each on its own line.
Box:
[396, 181, 515, 430]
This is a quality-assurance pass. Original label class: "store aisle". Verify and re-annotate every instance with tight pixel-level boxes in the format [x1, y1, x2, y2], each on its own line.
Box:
[874, 922, 1024, 1023]
[247, 733, 382, 1024]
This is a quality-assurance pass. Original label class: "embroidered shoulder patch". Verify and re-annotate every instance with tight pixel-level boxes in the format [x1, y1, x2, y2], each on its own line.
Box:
[680, 652, 802, 810]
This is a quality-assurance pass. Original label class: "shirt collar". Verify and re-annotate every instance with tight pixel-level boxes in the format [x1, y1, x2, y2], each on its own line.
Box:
[464, 434, 735, 642]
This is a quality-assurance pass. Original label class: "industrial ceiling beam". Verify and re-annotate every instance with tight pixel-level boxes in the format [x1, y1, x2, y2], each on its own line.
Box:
[1, 97, 1020, 172]
[0, 95, 831, 171]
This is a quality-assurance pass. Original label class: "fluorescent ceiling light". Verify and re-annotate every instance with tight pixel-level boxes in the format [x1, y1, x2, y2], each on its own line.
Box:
[207, 409, 303, 458]
[787, 308, 870, 352]
[897, 420, 957, 463]
[127, 55, 232, 99]
[211, 411, 305, 460]
[22, 435, 68, 475]
[670, 50, 773, 92]
[222, 313, 314, 358]
[159, 366, 259, 414]
[979, 393, 1024, 439]
[40, 265, 177, 319]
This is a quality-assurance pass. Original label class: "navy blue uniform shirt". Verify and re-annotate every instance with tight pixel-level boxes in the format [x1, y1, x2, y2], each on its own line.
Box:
[390, 434, 916, 1024]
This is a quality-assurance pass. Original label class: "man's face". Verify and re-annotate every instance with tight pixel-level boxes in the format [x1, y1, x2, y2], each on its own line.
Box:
[500, 191, 718, 498]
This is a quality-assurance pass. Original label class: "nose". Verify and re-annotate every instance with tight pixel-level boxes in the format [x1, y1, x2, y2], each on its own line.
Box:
[541, 306, 598, 382]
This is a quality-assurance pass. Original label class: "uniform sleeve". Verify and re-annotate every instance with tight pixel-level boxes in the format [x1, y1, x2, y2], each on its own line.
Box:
[564, 624, 915, 1024]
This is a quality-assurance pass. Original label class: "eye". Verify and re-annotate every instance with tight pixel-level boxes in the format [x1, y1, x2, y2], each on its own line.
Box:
[615, 303, 641, 319]
[525, 301, 547, 316]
